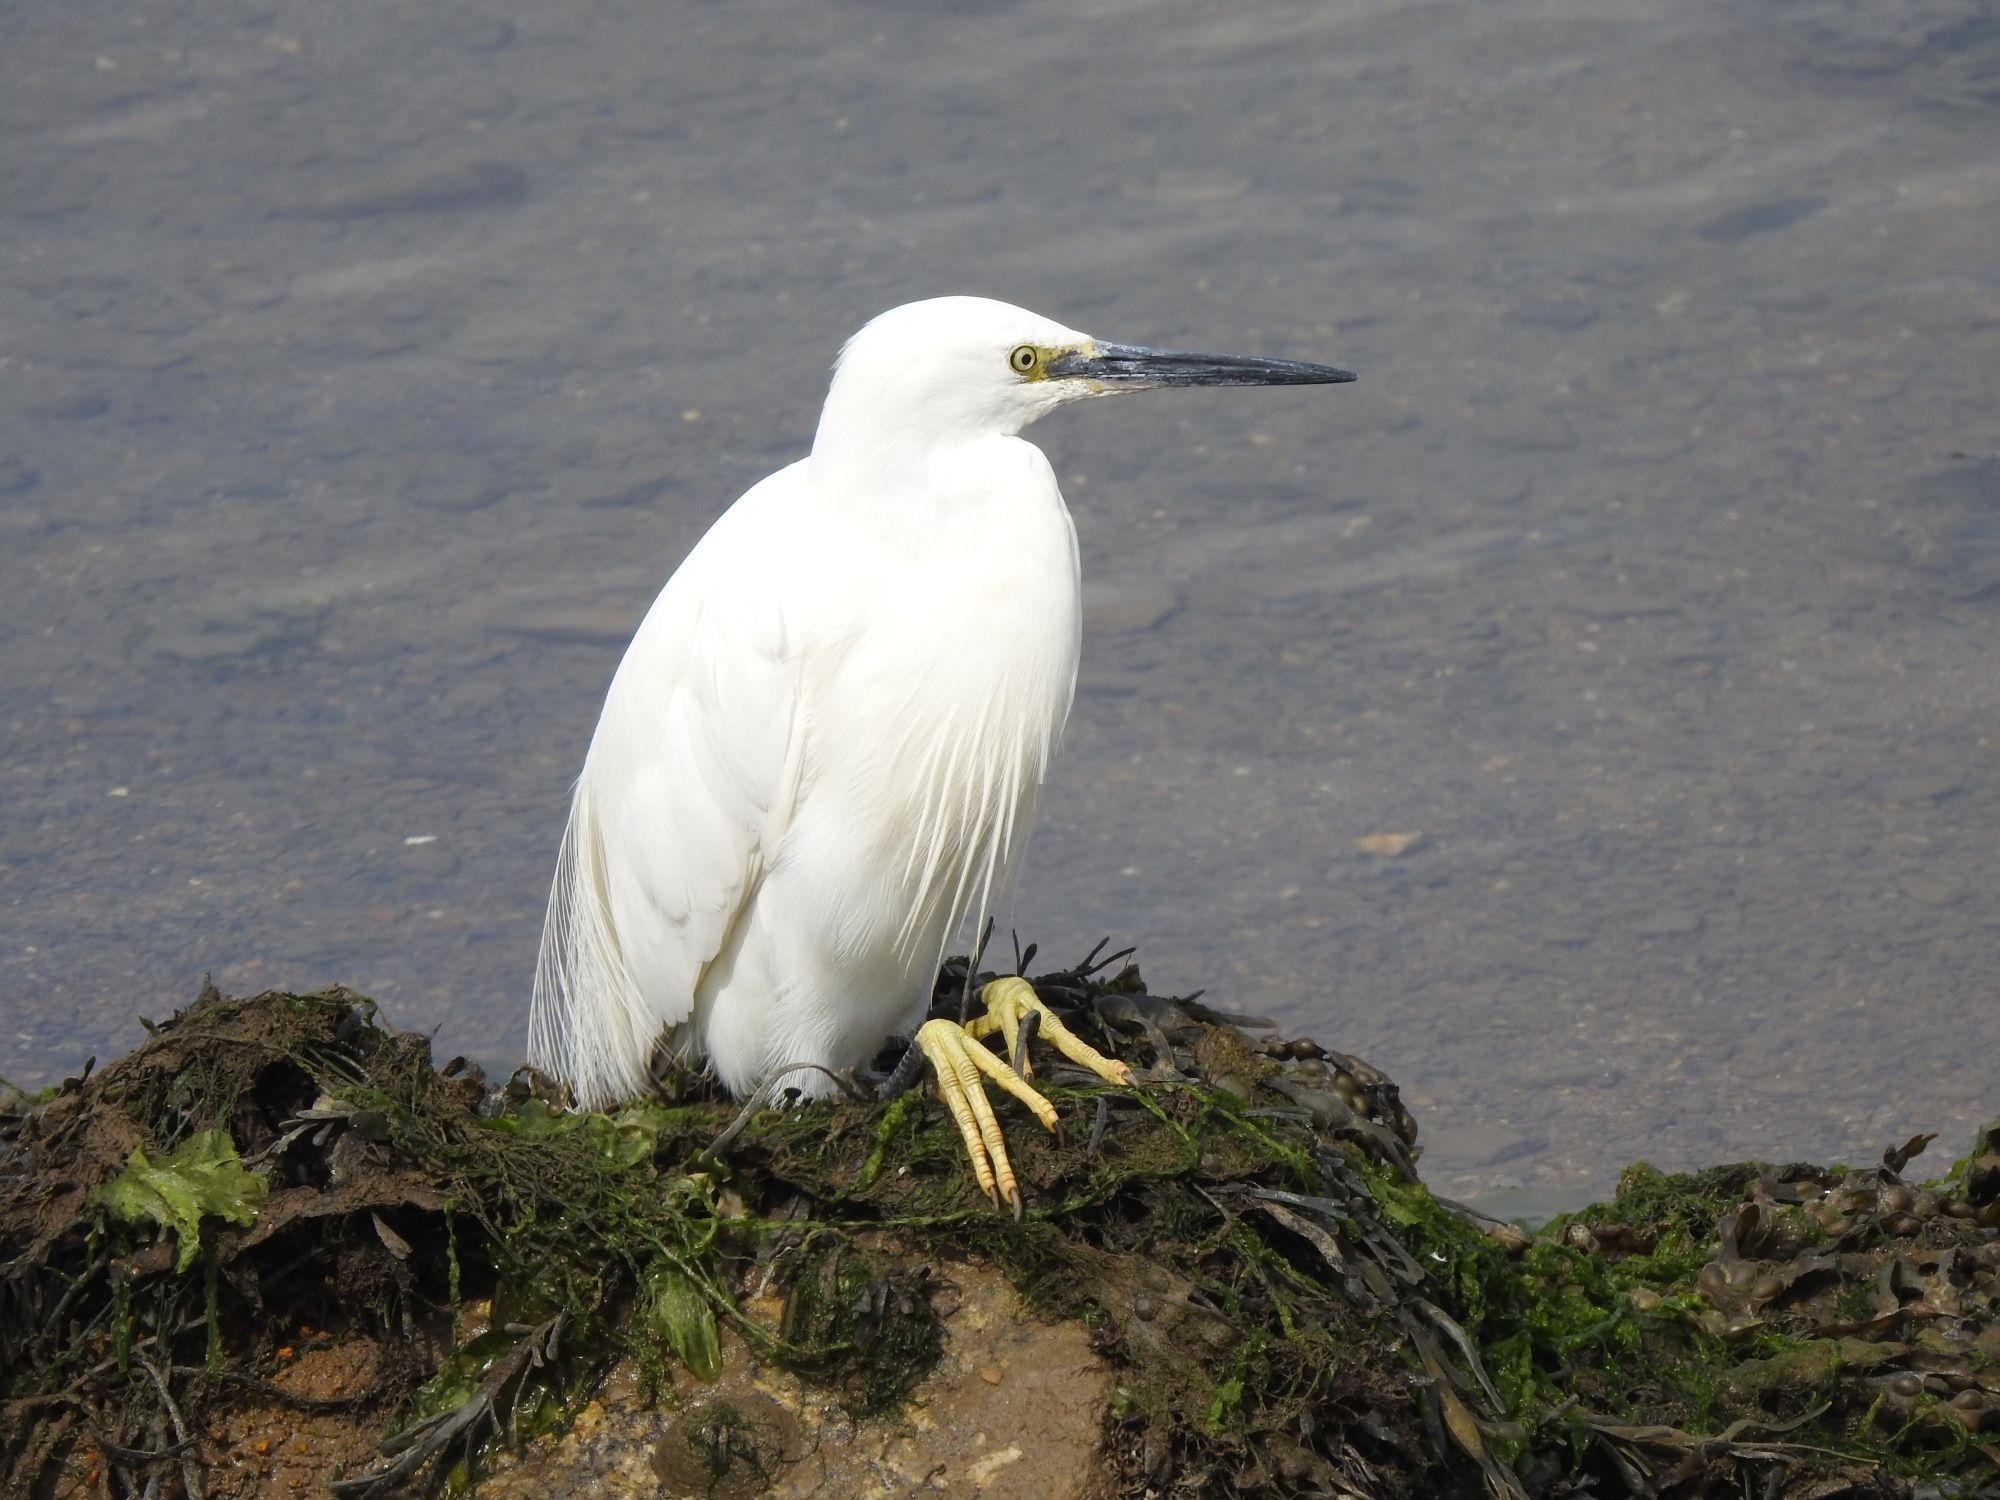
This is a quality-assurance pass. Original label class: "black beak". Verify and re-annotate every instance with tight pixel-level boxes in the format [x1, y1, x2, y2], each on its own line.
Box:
[1045, 341, 1356, 389]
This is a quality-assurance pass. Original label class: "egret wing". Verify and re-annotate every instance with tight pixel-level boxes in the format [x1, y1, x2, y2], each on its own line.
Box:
[530, 474, 808, 1108]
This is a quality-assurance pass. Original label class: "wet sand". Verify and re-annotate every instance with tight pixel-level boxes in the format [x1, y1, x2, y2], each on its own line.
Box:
[4, 0, 1997, 1205]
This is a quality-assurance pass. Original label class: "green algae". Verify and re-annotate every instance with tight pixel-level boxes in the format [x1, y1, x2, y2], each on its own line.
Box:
[96, 1128, 268, 1275]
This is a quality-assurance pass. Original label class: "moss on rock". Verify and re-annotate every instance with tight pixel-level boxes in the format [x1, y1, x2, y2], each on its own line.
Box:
[2, 959, 1995, 1498]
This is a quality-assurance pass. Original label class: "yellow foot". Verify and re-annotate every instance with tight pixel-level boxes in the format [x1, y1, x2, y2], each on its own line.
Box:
[914, 977, 1135, 1216]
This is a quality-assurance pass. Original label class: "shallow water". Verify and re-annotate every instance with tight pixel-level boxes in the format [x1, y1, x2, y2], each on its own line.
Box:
[4, 0, 1997, 1205]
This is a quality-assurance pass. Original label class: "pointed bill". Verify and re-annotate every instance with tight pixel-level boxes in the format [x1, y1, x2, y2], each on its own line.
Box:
[1046, 342, 1356, 389]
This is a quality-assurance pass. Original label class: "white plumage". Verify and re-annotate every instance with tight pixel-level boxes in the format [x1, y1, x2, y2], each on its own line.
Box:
[530, 296, 1353, 1112]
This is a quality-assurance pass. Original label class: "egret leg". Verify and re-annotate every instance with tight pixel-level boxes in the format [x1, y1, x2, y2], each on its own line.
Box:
[914, 976, 1134, 1216]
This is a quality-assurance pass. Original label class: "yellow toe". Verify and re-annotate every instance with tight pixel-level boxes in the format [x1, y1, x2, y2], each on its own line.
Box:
[914, 978, 1136, 1214]
[915, 1018, 1018, 1211]
[974, 977, 1135, 1088]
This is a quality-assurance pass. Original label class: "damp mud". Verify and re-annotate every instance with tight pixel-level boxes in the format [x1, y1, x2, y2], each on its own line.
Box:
[4, 950, 1997, 1499]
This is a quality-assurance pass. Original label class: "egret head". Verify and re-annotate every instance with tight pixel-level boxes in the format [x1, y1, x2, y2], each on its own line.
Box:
[813, 296, 1355, 460]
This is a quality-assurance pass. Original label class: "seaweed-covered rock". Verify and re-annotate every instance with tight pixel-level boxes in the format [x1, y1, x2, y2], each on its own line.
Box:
[2, 958, 1995, 1498]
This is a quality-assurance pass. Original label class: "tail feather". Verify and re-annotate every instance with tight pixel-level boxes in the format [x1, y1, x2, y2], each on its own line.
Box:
[529, 783, 655, 1109]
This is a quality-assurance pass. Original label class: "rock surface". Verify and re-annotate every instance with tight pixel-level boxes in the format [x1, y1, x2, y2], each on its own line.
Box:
[486, 1265, 1112, 1500]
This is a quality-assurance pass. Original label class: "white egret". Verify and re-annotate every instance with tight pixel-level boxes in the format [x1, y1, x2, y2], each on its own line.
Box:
[530, 296, 1354, 1209]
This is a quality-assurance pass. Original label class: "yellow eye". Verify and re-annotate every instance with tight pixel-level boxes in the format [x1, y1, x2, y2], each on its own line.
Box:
[1008, 344, 1041, 375]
